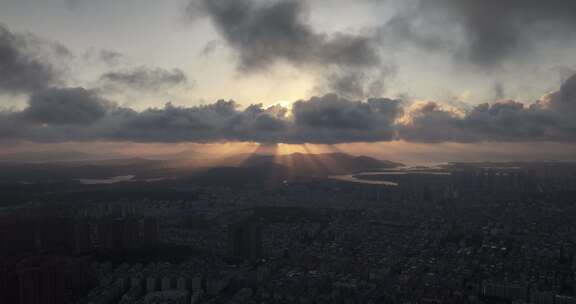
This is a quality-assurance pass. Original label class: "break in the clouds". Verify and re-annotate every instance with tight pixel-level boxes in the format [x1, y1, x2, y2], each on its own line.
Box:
[99, 66, 190, 92]
[1, 74, 576, 144]
[188, 0, 388, 99]
[0, 24, 67, 94]
[383, 0, 576, 69]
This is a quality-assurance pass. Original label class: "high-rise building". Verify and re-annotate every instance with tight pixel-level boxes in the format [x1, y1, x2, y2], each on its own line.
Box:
[0, 220, 36, 254]
[72, 221, 92, 254]
[141, 218, 160, 245]
[0, 258, 19, 304]
[228, 220, 263, 261]
[95, 217, 156, 253]
[36, 217, 73, 253]
[17, 256, 66, 304]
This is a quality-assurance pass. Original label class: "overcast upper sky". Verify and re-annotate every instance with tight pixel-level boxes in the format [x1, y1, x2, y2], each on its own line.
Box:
[1, 0, 576, 150]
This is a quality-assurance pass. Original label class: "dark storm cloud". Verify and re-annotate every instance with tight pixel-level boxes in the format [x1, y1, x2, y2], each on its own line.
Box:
[188, 0, 380, 72]
[0, 24, 65, 94]
[293, 94, 399, 130]
[290, 94, 402, 143]
[22, 87, 111, 125]
[99, 66, 190, 91]
[382, 0, 576, 69]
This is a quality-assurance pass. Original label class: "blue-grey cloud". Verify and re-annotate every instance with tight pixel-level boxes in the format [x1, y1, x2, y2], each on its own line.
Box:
[83, 48, 125, 66]
[383, 0, 576, 69]
[0, 89, 402, 144]
[0, 24, 67, 94]
[1, 75, 575, 144]
[22, 87, 111, 125]
[188, 0, 381, 72]
[99, 66, 190, 92]
[400, 76, 576, 142]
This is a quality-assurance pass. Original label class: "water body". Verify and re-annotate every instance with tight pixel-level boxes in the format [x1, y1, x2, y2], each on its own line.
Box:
[77, 175, 136, 184]
[77, 175, 166, 185]
[329, 168, 451, 186]
[329, 173, 399, 186]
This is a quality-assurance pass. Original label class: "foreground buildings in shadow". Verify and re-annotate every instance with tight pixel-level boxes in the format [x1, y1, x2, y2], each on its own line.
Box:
[0, 162, 575, 303]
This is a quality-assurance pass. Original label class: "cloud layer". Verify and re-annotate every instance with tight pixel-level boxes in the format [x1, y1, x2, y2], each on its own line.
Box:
[400, 76, 576, 142]
[2, 3, 576, 145]
[0, 89, 401, 144]
[1, 74, 575, 144]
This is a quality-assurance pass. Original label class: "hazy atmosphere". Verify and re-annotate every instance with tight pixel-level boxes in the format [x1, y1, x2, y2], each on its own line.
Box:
[1, 0, 576, 162]
[2, 2, 576, 304]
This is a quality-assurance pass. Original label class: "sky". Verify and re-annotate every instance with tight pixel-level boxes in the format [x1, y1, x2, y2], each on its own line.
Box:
[1, 0, 576, 161]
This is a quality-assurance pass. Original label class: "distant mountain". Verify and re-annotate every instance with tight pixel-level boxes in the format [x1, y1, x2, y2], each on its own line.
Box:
[0, 157, 173, 182]
[0, 151, 402, 186]
[0, 148, 218, 163]
[0, 150, 118, 163]
[186, 152, 403, 186]
[138, 149, 217, 161]
[242, 152, 402, 175]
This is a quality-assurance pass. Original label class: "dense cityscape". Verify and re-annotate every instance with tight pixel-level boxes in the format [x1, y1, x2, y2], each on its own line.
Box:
[3, 0, 576, 303]
[1, 160, 576, 304]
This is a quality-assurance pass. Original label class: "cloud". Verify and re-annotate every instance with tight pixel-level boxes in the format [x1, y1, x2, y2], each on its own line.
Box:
[188, 0, 380, 72]
[1, 74, 576, 144]
[83, 48, 125, 66]
[400, 79, 576, 143]
[381, 0, 576, 69]
[290, 94, 402, 143]
[188, 0, 393, 99]
[399, 102, 471, 142]
[22, 87, 111, 125]
[101, 95, 402, 144]
[0, 89, 402, 144]
[319, 66, 396, 99]
[493, 83, 505, 100]
[449, 0, 576, 68]
[0, 24, 66, 94]
[559, 74, 576, 112]
[99, 66, 190, 91]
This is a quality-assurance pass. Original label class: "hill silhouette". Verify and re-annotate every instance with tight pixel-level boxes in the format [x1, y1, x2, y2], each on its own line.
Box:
[187, 152, 403, 186]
